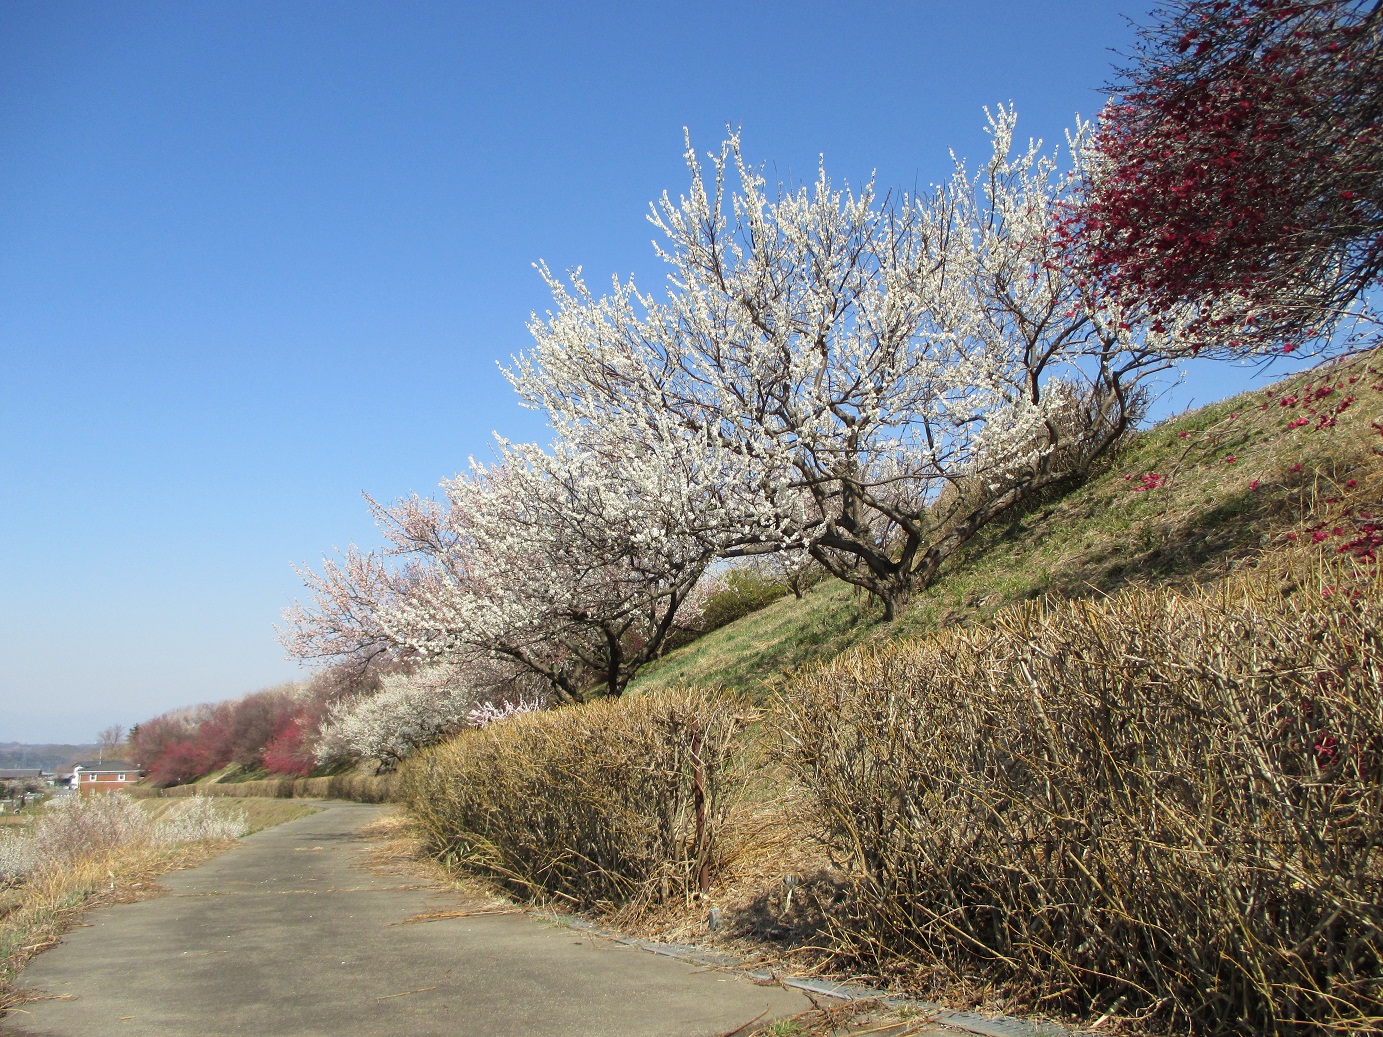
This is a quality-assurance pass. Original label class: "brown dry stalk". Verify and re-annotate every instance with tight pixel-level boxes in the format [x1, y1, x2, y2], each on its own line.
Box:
[375, 985, 439, 1000]
[771, 549, 1383, 1035]
[390, 908, 525, 925]
[395, 687, 752, 912]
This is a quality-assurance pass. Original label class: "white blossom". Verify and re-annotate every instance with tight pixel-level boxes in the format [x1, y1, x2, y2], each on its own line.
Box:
[465, 694, 546, 728]
[507, 110, 1191, 616]
[314, 658, 532, 764]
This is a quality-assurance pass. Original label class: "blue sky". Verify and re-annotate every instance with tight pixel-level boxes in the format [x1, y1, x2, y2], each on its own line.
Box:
[0, 1, 1301, 742]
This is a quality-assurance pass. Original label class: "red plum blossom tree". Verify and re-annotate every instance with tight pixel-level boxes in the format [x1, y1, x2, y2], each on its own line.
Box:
[1063, 0, 1382, 353]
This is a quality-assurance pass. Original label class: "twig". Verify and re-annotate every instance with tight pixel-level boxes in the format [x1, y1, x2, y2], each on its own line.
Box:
[717, 1007, 768, 1037]
[847, 1020, 932, 1037]
[375, 985, 439, 1001]
[389, 908, 525, 926]
[1088, 994, 1128, 1030]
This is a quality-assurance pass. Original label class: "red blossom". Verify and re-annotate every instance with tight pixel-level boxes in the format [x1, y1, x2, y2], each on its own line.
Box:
[1059, 0, 1382, 353]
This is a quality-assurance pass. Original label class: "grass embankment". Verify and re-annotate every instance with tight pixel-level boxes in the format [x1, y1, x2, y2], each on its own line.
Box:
[138, 796, 318, 834]
[193, 756, 358, 785]
[0, 797, 317, 1014]
[632, 354, 1383, 697]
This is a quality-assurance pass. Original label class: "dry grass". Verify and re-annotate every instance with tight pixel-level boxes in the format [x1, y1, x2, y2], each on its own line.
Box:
[398, 687, 753, 911]
[355, 811, 519, 916]
[744, 998, 953, 1037]
[141, 772, 395, 802]
[772, 548, 1383, 1036]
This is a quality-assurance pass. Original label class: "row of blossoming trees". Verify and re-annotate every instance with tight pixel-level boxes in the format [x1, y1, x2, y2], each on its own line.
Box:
[128, 656, 552, 784]
[281, 110, 1216, 710]
[287, 0, 1380, 701]
[130, 671, 359, 784]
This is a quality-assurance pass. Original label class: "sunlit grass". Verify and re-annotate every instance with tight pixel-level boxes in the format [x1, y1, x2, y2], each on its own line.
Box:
[630, 352, 1383, 700]
[138, 796, 318, 835]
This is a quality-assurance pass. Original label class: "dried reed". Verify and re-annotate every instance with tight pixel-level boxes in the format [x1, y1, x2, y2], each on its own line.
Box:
[397, 687, 751, 910]
[772, 551, 1383, 1035]
[143, 773, 396, 803]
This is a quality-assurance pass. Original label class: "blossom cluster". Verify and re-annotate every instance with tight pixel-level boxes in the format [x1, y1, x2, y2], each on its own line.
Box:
[465, 695, 546, 728]
[313, 659, 522, 766]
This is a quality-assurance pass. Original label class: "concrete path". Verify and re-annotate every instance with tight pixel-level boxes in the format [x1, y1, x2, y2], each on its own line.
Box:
[3, 802, 811, 1037]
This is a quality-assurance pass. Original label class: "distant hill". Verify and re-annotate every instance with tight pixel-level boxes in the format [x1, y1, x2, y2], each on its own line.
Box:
[0, 743, 101, 772]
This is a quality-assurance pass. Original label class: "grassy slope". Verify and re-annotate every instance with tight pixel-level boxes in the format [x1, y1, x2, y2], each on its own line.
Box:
[631, 352, 1383, 698]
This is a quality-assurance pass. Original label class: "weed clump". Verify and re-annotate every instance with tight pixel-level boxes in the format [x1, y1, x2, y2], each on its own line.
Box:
[1, 795, 151, 883]
[150, 796, 249, 844]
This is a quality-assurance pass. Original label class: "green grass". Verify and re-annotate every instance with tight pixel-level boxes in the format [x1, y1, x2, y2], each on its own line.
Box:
[630, 353, 1383, 699]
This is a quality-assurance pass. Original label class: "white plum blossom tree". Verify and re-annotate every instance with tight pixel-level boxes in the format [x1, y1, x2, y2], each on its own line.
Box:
[313, 658, 530, 766]
[465, 695, 546, 728]
[509, 110, 1195, 617]
[279, 547, 416, 672]
[284, 430, 720, 700]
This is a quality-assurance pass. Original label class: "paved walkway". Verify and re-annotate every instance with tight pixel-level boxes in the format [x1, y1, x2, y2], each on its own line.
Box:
[3, 802, 812, 1037]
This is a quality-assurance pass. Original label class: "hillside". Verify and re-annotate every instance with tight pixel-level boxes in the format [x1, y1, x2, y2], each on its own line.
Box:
[630, 350, 1383, 697]
[0, 745, 99, 773]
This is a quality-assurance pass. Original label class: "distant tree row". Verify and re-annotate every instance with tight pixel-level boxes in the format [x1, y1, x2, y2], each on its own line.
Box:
[129, 668, 365, 786]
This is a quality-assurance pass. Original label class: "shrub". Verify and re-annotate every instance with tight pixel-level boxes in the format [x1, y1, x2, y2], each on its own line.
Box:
[30, 795, 152, 866]
[697, 565, 791, 633]
[397, 687, 751, 910]
[0, 832, 33, 884]
[151, 796, 248, 844]
[1, 795, 151, 884]
[772, 552, 1383, 1035]
[146, 773, 397, 803]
